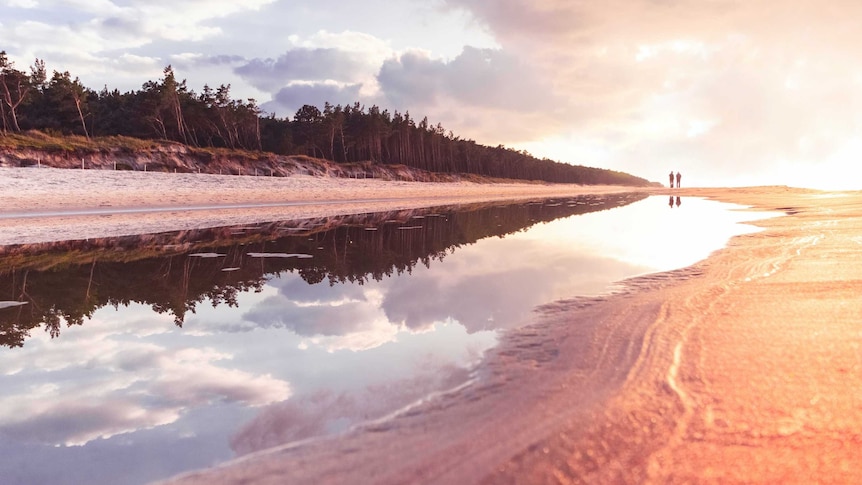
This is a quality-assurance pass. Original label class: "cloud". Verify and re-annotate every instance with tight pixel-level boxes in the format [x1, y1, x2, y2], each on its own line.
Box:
[230, 363, 471, 455]
[435, 0, 862, 187]
[374, 46, 568, 142]
[6, 0, 862, 186]
[236, 48, 367, 92]
[232, 278, 396, 350]
[5, 0, 276, 51]
[0, 398, 180, 447]
[0, 316, 290, 446]
[6, 0, 38, 7]
[242, 293, 380, 337]
[377, 45, 561, 110]
[0, 0, 278, 93]
[381, 244, 646, 333]
[263, 82, 364, 118]
[233, 30, 393, 114]
[238, 286, 402, 354]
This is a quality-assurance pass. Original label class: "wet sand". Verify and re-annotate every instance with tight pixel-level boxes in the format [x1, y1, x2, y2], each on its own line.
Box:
[2, 168, 860, 483]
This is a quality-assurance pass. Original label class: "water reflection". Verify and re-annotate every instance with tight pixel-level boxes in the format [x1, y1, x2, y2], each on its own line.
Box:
[0, 193, 645, 348]
[0, 194, 772, 485]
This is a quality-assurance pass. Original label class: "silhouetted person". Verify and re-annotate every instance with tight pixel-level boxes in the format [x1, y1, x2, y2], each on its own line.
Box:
[668, 171, 675, 188]
[669, 195, 674, 208]
[676, 171, 682, 188]
[676, 196, 681, 207]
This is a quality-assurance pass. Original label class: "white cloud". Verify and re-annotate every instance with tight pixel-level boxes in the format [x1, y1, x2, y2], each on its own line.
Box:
[240, 284, 400, 352]
[5, 0, 862, 186]
[230, 363, 472, 455]
[5, 0, 39, 7]
[0, 307, 290, 446]
[440, 0, 862, 186]
[1, 0, 278, 92]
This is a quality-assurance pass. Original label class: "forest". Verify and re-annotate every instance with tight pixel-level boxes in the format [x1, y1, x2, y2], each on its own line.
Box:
[0, 52, 652, 186]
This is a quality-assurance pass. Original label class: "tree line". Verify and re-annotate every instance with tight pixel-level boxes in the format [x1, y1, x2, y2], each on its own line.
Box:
[0, 52, 651, 186]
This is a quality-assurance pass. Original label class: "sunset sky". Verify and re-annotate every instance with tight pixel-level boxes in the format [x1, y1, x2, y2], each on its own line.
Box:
[2, 0, 861, 189]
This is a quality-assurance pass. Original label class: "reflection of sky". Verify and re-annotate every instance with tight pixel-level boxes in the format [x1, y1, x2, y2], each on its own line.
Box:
[0, 197, 773, 485]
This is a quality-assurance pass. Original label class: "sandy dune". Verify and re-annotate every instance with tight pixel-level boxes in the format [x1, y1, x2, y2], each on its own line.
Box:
[3, 168, 860, 483]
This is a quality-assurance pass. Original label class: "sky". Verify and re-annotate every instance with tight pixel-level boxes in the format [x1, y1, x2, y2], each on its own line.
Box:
[2, 0, 862, 189]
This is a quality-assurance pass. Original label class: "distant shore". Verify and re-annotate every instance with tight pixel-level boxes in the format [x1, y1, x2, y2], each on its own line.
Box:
[0, 167, 644, 245]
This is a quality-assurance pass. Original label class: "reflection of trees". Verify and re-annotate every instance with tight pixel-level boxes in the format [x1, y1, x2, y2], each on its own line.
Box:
[0, 193, 646, 347]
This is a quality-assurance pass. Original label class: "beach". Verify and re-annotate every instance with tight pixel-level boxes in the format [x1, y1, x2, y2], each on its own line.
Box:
[2, 168, 860, 483]
[0, 168, 637, 246]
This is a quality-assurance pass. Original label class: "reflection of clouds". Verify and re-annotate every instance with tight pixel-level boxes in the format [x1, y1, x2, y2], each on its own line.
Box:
[1, 312, 177, 375]
[242, 290, 399, 352]
[0, 309, 290, 447]
[237, 234, 650, 342]
[383, 269, 530, 332]
[149, 348, 289, 407]
[230, 363, 471, 455]
[266, 275, 368, 304]
[383, 238, 649, 333]
[0, 397, 180, 447]
[298, 317, 399, 353]
[236, 274, 401, 352]
[242, 294, 381, 336]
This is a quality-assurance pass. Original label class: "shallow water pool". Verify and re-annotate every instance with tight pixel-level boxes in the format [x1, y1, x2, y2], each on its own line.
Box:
[0, 194, 773, 484]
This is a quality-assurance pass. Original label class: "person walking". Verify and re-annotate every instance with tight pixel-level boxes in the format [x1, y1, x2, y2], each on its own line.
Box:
[669, 171, 675, 188]
[676, 171, 682, 188]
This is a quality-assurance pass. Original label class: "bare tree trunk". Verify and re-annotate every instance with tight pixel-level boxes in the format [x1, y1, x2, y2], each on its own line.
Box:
[74, 96, 90, 140]
[0, 95, 7, 134]
[339, 123, 349, 162]
[1, 85, 21, 132]
[255, 115, 261, 151]
[328, 124, 335, 160]
[173, 96, 188, 144]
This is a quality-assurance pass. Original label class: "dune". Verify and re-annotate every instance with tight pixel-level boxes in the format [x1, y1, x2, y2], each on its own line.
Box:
[2, 167, 859, 483]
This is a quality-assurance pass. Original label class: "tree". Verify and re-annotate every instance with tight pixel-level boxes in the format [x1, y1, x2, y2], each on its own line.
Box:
[45, 71, 91, 138]
[0, 51, 43, 133]
[139, 65, 191, 143]
[293, 104, 324, 157]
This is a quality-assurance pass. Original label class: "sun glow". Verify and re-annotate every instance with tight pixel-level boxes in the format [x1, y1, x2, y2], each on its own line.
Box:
[778, 138, 862, 190]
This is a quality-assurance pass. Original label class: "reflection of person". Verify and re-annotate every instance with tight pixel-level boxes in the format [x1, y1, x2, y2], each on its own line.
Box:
[668, 171, 675, 188]
[669, 195, 674, 208]
[676, 196, 681, 207]
[676, 171, 682, 188]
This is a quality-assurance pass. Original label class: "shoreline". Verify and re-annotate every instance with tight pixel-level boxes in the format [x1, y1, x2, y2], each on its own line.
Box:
[3, 167, 860, 483]
[160, 185, 862, 484]
[0, 167, 643, 245]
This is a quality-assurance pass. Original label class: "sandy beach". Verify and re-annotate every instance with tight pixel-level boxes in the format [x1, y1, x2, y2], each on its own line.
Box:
[3, 168, 860, 483]
[0, 168, 638, 246]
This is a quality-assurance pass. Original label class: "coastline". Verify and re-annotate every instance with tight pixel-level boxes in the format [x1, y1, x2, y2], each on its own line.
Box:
[3, 167, 860, 483]
[159, 184, 862, 484]
[0, 167, 640, 245]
